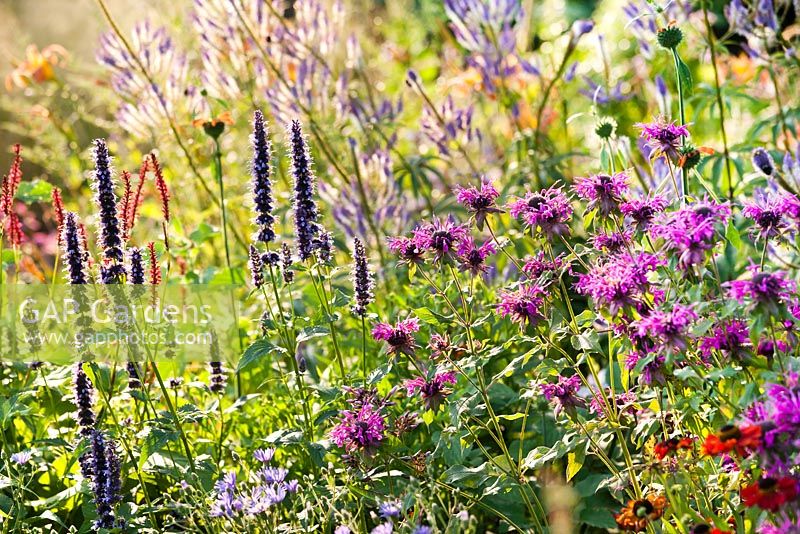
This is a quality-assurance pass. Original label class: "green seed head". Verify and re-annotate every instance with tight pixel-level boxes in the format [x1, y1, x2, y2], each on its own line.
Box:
[657, 25, 683, 49]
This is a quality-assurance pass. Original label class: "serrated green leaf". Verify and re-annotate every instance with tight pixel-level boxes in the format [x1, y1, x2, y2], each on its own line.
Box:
[237, 338, 287, 371]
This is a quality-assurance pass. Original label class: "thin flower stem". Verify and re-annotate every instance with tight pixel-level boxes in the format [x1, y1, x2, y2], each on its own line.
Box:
[671, 48, 688, 202]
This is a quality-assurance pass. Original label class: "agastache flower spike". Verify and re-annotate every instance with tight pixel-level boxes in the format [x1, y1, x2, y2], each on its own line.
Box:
[89, 430, 121, 529]
[62, 212, 88, 285]
[350, 237, 374, 316]
[208, 331, 226, 394]
[128, 247, 145, 284]
[248, 245, 264, 289]
[281, 243, 294, 284]
[251, 110, 275, 243]
[288, 120, 321, 260]
[91, 139, 125, 283]
[72, 362, 95, 436]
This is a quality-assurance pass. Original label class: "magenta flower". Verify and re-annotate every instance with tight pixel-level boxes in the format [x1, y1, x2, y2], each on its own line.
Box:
[412, 217, 469, 258]
[620, 195, 669, 230]
[589, 389, 637, 419]
[497, 284, 548, 327]
[726, 266, 795, 313]
[522, 251, 565, 279]
[625, 350, 667, 385]
[591, 230, 631, 253]
[636, 116, 690, 161]
[330, 403, 386, 454]
[742, 189, 800, 239]
[573, 172, 629, 215]
[455, 178, 502, 229]
[404, 371, 457, 411]
[574, 252, 662, 315]
[456, 237, 496, 275]
[540, 375, 585, 416]
[507, 186, 573, 239]
[372, 317, 420, 356]
[387, 236, 425, 264]
[650, 199, 730, 270]
[633, 304, 697, 352]
[699, 319, 750, 361]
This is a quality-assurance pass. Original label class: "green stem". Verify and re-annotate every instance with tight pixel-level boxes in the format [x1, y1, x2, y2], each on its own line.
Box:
[672, 48, 688, 202]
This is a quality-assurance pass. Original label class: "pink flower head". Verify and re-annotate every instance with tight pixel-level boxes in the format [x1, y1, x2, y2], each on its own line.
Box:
[592, 230, 632, 253]
[330, 403, 386, 453]
[456, 237, 496, 275]
[387, 236, 425, 264]
[522, 251, 565, 279]
[540, 375, 585, 416]
[699, 319, 750, 362]
[412, 217, 469, 258]
[633, 304, 697, 352]
[573, 172, 629, 216]
[726, 265, 795, 313]
[507, 186, 573, 239]
[620, 195, 670, 230]
[372, 317, 420, 356]
[404, 371, 457, 411]
[497, 284, 548, 327]
[651, 199, 730, 270]
[636, 116, 690, 161]
[455, 178, 502, 229]
[742, 188, 800, 239]
[574, 252, 662, 315]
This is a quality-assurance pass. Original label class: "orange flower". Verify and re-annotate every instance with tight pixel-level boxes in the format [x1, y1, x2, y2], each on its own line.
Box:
[702, 424, 761, 456]
[614, 494, 668, 532]
[5, 44, 68, 91]
[654, 436, 693, 460]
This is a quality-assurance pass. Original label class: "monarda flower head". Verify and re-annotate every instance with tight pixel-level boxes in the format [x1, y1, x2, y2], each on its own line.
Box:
[456, 237, 495, 275]
[574, 252, 662, 315]
[522, 251, 565, 280]
[497, 283, 548, 327]
[650, 199, 730, 270]
[330, 403, 386, 454]
[620, 195, 669, 231]
[372, 317, 420, 356]
[637, 116, 690, 162]
[699, 319, 750, 361]
[742, 188, 800, 239]
[592, 230, 632, 254]
[540, 375, 585, 417]
[412, 217, 469, 259]
[404, 371, 457, 411]
[726, 265, 795, 313]
[91, 139, 125, 283]
[633, 304, 697, 352]
[350, 237, 374, 317]
[454, 177, 502, 229]
[288, 120, 321, 261]
[61, 212, 88, 285]
[744, 378, 800, 477]
[251, 110, 275, 244]
[507, 186, 572, 239]
[573, 171, 629, 216]
[387, 236, 424, 264]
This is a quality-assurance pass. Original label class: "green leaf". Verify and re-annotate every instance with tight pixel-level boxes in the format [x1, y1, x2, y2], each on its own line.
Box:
[579, 506, 617, 528]
[296, 326, 329, 344]
[237, 338, 287, 371]
[189, 222, 219, 244]
[15, 180, 54, 204]
[566, 445, 585, 481]
[678, 57, 693, 95]
[27, 484, 82, 510]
